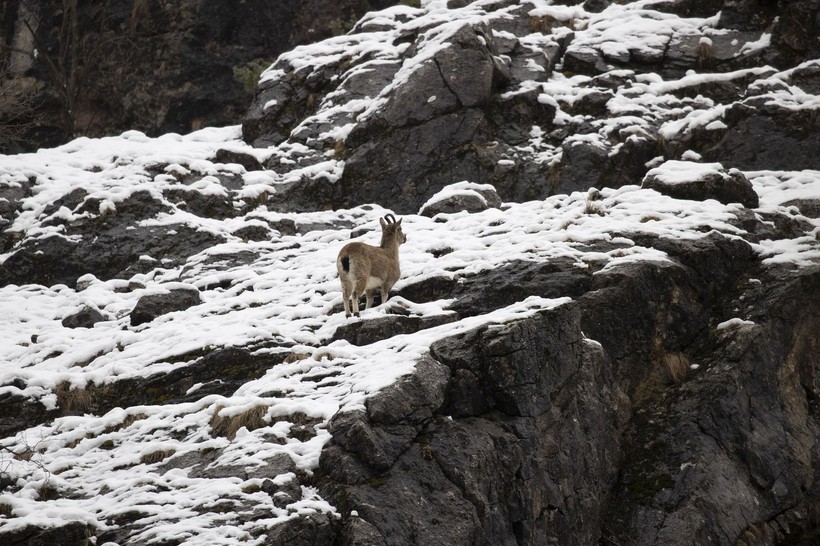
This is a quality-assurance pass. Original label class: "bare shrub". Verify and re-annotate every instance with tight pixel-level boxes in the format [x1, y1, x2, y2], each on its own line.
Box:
[1, 431, 54, 497]
[0, 59, 43, 152]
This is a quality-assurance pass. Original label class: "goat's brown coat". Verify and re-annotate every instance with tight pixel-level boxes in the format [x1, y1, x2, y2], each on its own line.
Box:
[336, 215, 406, 317]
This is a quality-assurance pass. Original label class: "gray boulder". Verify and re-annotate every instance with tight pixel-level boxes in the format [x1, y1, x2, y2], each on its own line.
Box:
[130, 286, 202, 326]
[642, 160, 759, 208]
[704, 97, 820, 171]
[61, 305, 107, 329]
[418, 181, 502, 217]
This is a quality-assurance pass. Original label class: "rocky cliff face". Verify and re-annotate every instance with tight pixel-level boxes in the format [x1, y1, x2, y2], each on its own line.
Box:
[0, 0, 402, 152]
[241, 0, 820, 214]
[0, 0, 819, 545]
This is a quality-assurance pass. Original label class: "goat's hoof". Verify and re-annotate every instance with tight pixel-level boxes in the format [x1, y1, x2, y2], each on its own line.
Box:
[354, 312, 360, 317]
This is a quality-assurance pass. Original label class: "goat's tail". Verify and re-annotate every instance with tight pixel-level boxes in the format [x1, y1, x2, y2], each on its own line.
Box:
[341, 255, 350, 272]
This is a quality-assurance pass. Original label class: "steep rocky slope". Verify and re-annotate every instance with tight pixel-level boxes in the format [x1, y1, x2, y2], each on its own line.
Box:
[1, 0, 819, 545]
[242, 0, 820, 213]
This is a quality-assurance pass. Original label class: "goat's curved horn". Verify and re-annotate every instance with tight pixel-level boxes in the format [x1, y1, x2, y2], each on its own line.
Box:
[384, 213, 396, 224]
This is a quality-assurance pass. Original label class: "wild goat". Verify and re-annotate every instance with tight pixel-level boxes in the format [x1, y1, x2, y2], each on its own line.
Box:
[337, 214, 406, 318]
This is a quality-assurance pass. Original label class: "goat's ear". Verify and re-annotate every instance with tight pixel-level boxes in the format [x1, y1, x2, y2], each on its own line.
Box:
[397, 218, 402, 226]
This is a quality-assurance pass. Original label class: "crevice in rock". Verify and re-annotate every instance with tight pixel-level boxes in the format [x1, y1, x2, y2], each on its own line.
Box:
[433, 56, 465, 110]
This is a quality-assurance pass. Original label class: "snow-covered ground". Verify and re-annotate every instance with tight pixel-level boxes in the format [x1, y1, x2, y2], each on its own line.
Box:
[1, 0, 819, 543]
[1, 126, 817, 543]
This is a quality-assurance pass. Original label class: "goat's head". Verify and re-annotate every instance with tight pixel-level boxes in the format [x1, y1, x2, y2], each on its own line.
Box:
[380, 214, 407, 245]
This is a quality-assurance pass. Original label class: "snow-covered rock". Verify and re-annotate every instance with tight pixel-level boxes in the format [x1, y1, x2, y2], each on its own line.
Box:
[418, 181, 502, 216]
[239, 0, 820, 216]
[642, 160, 759, 207]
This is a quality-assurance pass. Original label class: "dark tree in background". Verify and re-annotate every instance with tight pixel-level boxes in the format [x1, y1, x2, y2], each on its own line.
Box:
[1, 0, 123, 151]
[0, 0, 406, 153]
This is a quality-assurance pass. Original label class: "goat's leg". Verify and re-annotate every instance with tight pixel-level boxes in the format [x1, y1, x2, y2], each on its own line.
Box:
[352, 279, 367, 317]
[365, 289, 376, 310]
[341, 281, 352, 318]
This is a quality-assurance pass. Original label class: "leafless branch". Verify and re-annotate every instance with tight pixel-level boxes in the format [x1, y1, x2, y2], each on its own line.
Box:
[12, 0, 115, 141]
[0, 429, 55, 494]
[0, 58, 44, 153]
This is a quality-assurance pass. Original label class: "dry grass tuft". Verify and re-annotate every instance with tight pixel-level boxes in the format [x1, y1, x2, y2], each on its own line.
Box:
[55, 382, 93, 415]
[246, 191, 270, 208]
[662, 352, 691, 384]
[584, 197, 605, 216]
[656, 132, 669, 155]
[102, 413, 149, 436]
[547, 164, 561, 194]
[333, 139, 347, 158]
[695, 39, 715, 68]
[313, 350, 335, 362]
[120, 413, 149, 430]
[210, 405, 268, 440]
[37, 481, 59, 501]
[11, 448, 34, 462]
[140, 449, 177, 465]
[529, 15, 552, 34]
[283, 352, 311, 364]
